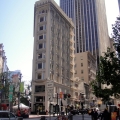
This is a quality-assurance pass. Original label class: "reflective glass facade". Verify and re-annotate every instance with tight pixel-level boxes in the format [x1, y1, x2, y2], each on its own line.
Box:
[60, 0, 99, 57]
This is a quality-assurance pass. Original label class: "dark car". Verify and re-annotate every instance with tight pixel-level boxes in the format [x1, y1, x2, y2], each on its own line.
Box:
[0, 111, 23, 120]
[79, 109, 88, 114]
[71, 109, 79, 115]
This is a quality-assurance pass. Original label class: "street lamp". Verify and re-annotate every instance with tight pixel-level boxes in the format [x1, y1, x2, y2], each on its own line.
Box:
[81, 94, 86, 120]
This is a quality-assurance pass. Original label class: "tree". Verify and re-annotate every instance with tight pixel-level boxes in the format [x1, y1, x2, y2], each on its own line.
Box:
[112, 17, 120, 58]
[91, 48, 120, 102]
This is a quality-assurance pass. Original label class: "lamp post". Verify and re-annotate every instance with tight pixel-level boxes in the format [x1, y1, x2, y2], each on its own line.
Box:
[49, 97, 52, 120]
[81, 94, 86, 120]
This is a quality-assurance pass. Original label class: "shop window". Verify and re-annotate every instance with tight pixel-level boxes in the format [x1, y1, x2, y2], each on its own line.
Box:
[35, 85, 45, 92]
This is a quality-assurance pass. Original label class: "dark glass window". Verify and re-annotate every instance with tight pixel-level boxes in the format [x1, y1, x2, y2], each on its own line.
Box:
[38, 54, 42, 59]
[39, 35, 43, 39]
[81, 63, 83, 67]
[35, 85, 45, 92]
[39, 44, 43, 49]
[40, 17, 44, 22]
[38, 63, 42, 69]
[35, 96, 45, 102]
[38, 73, 42, 79]
[40, 26, 43, 30]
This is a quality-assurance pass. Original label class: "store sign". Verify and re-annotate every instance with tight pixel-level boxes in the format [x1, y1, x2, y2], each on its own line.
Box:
[9, 85, 13, 102]
[47, 81, 54, 101]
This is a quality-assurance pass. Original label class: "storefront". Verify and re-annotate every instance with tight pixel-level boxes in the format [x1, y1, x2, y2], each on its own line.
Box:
[34, 96, 45, 114]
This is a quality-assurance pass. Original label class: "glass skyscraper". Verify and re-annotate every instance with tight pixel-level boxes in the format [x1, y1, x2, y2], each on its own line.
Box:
[60, 0, 110, 58]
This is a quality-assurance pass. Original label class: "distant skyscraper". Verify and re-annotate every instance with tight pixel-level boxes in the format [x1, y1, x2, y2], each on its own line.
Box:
[60, 0, 110, 57]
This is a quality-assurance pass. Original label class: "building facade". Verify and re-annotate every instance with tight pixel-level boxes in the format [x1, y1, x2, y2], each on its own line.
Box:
[0, 43, 9, 105]
[0, 44, 9, 73]
[75, 52, 97, 108]
[60, 0, 110, 57]
[31, 0, 75, 113]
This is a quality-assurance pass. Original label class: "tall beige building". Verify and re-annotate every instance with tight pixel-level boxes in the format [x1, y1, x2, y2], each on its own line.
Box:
[74, 52, 97, 107]
[31, 0, 75, 113]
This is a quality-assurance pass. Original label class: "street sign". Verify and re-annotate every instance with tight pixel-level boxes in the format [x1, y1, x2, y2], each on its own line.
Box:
[9, 85, 13, 92]
[9, 85, 13, 102]
[9, 94, 13, 102]
[46, 81, 54, 88]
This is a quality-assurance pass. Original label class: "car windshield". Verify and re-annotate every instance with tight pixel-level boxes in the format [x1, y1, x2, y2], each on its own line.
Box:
[0, 112, 9, 118]
[9, 113, 15, 118]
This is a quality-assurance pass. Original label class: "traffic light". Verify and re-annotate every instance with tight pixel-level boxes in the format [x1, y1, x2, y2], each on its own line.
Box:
[67, 94, 71, 98]
[59, 92, 63, 99]
[63, 94, 67, 100]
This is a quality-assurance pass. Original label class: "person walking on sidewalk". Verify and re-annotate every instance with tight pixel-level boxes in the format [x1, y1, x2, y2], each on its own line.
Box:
[101, 108, 111, 120]
[92, 108, 98, 120]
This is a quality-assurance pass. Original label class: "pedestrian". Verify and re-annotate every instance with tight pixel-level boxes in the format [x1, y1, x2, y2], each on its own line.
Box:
[92, 108, 98, 120]
[46, 110, 48, 115]
[97, 109, 101, 119]
[117, 108, 120, 120]
[90, 109, 94, 120]
[17, 108, 21, 117]
[101, 108, 111, 120]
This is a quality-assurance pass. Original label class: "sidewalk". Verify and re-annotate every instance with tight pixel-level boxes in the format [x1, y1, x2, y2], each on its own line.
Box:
[29, 114, 67, 119]
[29, 114, 56, 118]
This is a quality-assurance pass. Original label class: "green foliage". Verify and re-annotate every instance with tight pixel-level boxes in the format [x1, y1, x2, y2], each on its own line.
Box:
[112, 17, 120, 58]
[91, 48, 120, 102]
[20, 96, 29, 106]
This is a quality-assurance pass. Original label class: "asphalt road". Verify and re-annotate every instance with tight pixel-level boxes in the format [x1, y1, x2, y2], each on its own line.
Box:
[24, 114, 92, 120]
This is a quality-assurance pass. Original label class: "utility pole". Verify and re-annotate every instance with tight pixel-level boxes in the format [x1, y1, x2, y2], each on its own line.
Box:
[18, 73, 22, 109]
[57, 93, 58, 116]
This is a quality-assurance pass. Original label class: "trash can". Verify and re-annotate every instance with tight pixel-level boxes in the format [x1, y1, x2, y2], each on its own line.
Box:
[17, 117, 23, 120]
[40, 116, 46, 120]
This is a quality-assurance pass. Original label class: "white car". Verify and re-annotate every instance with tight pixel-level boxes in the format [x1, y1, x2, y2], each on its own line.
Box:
[0, 111, 23, 120]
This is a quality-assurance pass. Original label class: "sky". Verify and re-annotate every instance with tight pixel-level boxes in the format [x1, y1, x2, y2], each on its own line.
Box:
[0, 0, 119, 84]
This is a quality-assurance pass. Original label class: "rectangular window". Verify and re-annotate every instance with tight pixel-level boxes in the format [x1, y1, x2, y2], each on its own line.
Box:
[35, 85, 45, 92]
[40, 17, 44, 22]
[35, 96, 45, 102]
[38, 53, 42, 59]
[38, 73, 42, 79]
[40, 26, 43, 30]
[39, 44, 43, 49]
[81, 63, 83, 67]
[39, 35, 43, 39]
[39, 34, 46, 40]
[81, 70, 83, 74]
[38, 63, 42, 69]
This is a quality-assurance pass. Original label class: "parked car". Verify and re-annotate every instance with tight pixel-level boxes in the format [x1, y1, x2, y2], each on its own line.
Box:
[0, 111, 23, 120]
[70, 109, 79, 115]
[79, 109, 89, 114]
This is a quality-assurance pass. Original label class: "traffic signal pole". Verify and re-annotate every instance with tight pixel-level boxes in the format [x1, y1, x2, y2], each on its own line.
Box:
[18, 74, 22, 109]
[57, 93, 58, 116]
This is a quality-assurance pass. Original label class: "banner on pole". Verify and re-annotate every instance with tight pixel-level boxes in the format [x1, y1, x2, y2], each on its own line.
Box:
[20, 82, 24, 93]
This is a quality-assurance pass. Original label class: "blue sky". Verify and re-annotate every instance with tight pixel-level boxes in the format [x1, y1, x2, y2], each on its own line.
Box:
[0, 0, 119, 83]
